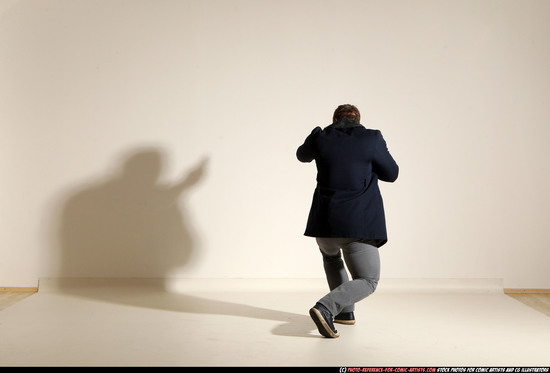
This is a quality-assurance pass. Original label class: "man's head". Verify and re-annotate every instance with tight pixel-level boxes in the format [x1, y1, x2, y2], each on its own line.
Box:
[333, 104, 360, 123]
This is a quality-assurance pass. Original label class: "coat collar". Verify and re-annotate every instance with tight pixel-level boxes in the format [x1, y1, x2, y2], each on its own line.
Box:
[327, 118, 362, 129]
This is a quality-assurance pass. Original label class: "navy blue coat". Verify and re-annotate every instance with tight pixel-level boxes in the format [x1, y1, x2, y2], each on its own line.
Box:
[297, 118, 399, 247]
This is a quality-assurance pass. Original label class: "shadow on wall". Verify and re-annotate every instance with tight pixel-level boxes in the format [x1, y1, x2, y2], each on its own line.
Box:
[50, 147, 317, 338]
[55, 147, 209, 278]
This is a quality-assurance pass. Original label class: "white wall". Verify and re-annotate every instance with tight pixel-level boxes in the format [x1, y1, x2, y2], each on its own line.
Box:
[2, 0, 549, 288]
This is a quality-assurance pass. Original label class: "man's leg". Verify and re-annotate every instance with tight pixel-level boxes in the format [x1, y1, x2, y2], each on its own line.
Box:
[317, 241, 380, 317]
[316, 237, 355, 314]
[309, 238, 353, 337]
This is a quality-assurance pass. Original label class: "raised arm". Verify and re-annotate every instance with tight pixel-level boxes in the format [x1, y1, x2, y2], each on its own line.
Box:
[296, 126, 322, 163]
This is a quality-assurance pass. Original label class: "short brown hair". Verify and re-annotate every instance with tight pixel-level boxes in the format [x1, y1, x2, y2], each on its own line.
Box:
[333, 104, 360, 123]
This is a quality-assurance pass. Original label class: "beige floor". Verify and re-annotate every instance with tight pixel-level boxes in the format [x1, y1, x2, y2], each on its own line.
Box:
[0, 292, 36, 311]
[505, 293, 550, 317]
[1, 279, 550, 367]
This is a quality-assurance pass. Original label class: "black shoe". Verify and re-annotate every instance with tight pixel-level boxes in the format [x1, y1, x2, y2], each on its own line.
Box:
[309, 303, 339, 338]
[334, 312, 355, 325]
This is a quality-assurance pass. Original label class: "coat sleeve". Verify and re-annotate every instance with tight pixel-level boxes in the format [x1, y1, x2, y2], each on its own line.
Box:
[296, 126, 322, 163]
[372, 130, 399, 182]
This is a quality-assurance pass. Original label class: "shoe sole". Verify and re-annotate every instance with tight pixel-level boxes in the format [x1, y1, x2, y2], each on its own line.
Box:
[309, 307, 339, 338]
[334, 319, 356, 325]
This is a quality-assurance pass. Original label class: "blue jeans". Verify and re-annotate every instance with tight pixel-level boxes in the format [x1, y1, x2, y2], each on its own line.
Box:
[316, 237, 381, 316]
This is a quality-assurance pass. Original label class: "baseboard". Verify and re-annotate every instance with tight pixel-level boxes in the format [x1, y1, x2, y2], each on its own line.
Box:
[0, 287, 38, 293]
[6, 279, 548, 295]
[504, 288, 550, 294]
[38, 278, 506, 294]
[4, 283, 549, 295]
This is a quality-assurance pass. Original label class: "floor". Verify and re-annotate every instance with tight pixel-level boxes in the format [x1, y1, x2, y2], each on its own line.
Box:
[505, 293, 550, 317]
[0, 291, 35, 311]
[1, 278, 549, 367]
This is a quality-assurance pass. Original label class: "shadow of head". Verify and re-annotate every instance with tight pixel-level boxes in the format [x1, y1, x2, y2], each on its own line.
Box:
[120, 148, 164, 185]
[56, 147, 208, 278]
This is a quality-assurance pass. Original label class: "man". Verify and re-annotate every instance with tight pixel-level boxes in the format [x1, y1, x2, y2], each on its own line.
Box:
[296, 104, 399, 338]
